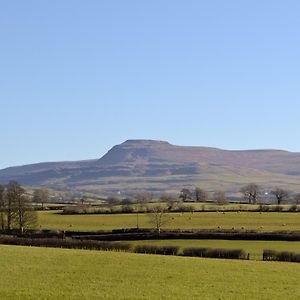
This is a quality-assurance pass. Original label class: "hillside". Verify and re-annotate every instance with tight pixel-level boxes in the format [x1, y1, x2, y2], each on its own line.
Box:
[2, 245, 300, 299]
[1, 139, 300, 196]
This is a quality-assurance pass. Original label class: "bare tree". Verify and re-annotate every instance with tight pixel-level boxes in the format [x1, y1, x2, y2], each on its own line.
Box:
[271, 188, 289, 205]
[293, 193, 300, 205]
[135, 192, 152, 205]
[213, 190, 228, 205]
[194, 187, 208, 202]
[179, 188, 192, 202]
[240, 183, 260, 204]
[16, 194, 37, 232]
[135, 192, 153, 213]
[160, 193, 177, 210]
[149, 205, 170, 234]
[5, 181, 22, 230]
[33, 188, 49, 210]
[134, 192, 153, 229]
[0, 185, 5, 230]
[5, 181, 37, 231]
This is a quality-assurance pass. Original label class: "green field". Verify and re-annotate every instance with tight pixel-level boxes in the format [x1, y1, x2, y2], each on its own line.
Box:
[38, 210, 300, 232]
[0, 245, 300, 299]
[128, 239, 300, 260]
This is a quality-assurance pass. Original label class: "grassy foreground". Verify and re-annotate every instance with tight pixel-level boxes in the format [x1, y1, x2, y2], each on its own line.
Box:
[0, 245, 300, 299]
[38, 210, 300, 232]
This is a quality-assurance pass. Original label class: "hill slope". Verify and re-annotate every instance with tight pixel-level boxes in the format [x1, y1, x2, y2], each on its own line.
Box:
[1, 139, 300, 195]
[2, 245, 300, 299]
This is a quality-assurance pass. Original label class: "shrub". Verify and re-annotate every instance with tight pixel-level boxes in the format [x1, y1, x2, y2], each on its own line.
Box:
[173, 204, 195, 213]
[263, 249, 300, 263]
[263, 249, 277, 261]
[62, 205, 88, 214]
[121, 198, 133, 205]
[109, 206, 121, 214]
[182, 247, 209, 257]
[258, 204, 270, 212]
[134, 245, 179, 256]
[289, 204, 298, 212]
[274, 205, 284, 212]
[121, 205, 134, 213]
[0, 237, 131, 252]
[182, 247, 246, 260]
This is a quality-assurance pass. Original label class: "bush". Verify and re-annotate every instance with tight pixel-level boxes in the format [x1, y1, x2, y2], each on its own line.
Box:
[262, 249, 277, 261]
[0, 237, 131, 252]
[182, 247, 246, 260]
[62, 205, 88, 214]
[134, 245, 179, 255]
[173, 204, 195, 213]
[121, 205, 134, 213]
[274, 205, 284, 212]
[258, 204, 270, 212]
[263, 249, 300, 262]
[207, 248, 246, 259]
[182, 247, 209, 257]
[121, 198, 133, 205]
[289, 204, 298, 212]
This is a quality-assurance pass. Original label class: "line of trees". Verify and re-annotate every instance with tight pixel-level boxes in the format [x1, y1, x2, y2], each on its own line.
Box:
[179, 187, 228, 204]
[178, 184, 300, 206]
[0, 181, 37, 232]
[180, 188, 207, 202]
[240, 183, 300, 205]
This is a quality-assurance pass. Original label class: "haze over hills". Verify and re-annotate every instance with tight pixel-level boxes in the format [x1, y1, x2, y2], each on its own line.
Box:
[1, 139, 300, 196]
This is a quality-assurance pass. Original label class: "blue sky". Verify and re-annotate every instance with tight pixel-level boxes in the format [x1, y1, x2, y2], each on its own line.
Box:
[1, 1, 300, 169]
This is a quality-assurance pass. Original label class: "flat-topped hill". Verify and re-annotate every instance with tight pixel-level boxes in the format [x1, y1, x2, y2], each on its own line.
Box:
[1, 139, 300, 195]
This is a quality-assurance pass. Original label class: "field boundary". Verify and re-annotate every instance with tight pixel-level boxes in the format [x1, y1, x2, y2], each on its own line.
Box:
[3, 228, 300, 241]
[72, 230, 300, 241]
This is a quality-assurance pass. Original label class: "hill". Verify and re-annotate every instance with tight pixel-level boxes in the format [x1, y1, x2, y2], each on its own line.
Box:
[1, 139, 300, 196]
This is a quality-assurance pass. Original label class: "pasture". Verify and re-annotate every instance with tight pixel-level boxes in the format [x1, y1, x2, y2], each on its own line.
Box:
[1, 245, 300, 299]
[38, 210, 300, 232]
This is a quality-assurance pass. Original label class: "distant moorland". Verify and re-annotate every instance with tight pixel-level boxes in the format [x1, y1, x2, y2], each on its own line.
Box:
[1, 139, 300, 197]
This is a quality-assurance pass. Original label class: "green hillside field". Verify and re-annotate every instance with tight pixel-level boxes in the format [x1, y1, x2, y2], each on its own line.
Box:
[1, 245, 300, 299]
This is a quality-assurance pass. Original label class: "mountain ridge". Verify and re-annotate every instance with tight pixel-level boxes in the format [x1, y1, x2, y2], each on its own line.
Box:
[1, 139, 300, 195]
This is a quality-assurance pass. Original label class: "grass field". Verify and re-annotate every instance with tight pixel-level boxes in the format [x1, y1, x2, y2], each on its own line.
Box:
[38, 210, 300, 232]
[0, 245, 300, 299]
[127, 239, 300, 260]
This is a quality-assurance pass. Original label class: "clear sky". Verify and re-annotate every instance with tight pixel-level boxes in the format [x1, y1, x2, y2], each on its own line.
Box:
[1, 1, 300, 169]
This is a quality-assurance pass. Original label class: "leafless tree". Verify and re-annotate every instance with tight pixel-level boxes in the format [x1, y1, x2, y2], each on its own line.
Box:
[149, 205, 170, 234]
[135, 192, 152, 205]
[5, 181, 37, 231]
[80, 196, 88, 205]
[240, 183, 260, 204]
[213, 190, 228, 205]
[0, 185, 5, 230]
[179, 188, 192, 201]
[5, 181, 22, 230]
[160, 193, 177, 210]
[33, 188, 49, 210]
[135, 192, 153, 213]
[194, 187, 208, 202]
[293, 193, 300, 205]
[271, 188, 290, 205]
[16, 194, 37, 232]
[134, 192, 153, 229]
